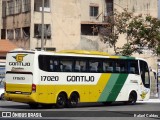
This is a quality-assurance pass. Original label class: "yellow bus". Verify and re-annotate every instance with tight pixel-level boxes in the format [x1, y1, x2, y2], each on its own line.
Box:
[5, 49, 150, 108]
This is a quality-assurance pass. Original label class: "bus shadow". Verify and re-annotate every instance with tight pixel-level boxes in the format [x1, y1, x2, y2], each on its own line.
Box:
[0, 101, 145, 110]
[77, 102, 145, 108]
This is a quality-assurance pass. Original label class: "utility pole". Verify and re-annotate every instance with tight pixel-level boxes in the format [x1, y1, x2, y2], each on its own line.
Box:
[41, 0, 44, 50]
[157, 59, 160, 98]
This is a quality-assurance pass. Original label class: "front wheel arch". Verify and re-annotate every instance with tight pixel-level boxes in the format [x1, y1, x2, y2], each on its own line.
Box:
[128, 91, 137, 105]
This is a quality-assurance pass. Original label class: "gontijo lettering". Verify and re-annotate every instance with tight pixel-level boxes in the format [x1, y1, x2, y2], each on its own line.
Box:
[9, 62, 30, 66]
[9, 54, 30, 66]
[41, 76, 94, 82]
[67, 76, 94, 82]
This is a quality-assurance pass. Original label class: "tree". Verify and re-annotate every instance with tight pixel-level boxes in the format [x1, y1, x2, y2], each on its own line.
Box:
[119, 43, 134, 56]
[127, 15, 160, 55]
[99, 9, 133, 54]
[100, 9, 160, 56]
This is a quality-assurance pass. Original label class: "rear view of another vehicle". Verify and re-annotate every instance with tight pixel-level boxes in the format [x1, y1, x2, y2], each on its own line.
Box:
[0, 62, 5, 100]
[0, 82, 5, 100]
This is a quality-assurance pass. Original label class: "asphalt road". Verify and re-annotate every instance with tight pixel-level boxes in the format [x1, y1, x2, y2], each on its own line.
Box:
[0, 101, 159, 120]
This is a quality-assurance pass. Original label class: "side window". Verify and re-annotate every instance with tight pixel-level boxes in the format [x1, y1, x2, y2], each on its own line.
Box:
[39, 55, 59, 72]
[74, 60, 87, 72]
[39, 55, 51, 72]
[140, 60, 150, 88]
[115, 60, 127, 73]
[49, 59, 54, 71]
[103, 60, 114, 73]
[39, 55, 74, 72]
[129, 60, 139, 74]
[88, 60, 102, 73]
[60, 59, 73, 72]
[49, 59, 61, 72]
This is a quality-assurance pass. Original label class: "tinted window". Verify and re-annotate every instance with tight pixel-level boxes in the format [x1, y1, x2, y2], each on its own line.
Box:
[39, 55, 74, 72]
[103, 59, 128, 73]
[74, 60, 87, 72]
[103, 60, 114, 73]
[38, 55, 140, 75]
[89, 60, 102, 73]
[140, 60, 150, 88]
[39, 55, 51, 72]
[115, 60, 127, 73]
[59, 59, 73, 72]
[128, 60, 139, 74]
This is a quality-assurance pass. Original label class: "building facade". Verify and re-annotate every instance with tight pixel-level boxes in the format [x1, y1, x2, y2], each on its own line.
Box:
[1, 0, 81, 51]
[0, 0, 159, 69]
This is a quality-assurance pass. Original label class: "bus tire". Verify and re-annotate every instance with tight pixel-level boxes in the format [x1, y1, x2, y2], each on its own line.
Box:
[56, 93, 67, 108]
[67, 92, 79, 108]
[128, 91, 137, 105]
[28, 103, 39, 109]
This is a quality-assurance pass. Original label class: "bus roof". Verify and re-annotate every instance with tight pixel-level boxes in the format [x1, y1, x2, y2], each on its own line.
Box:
[9, 49, 145, 60]
[57, 50, 137, 60]
[57, 50, 110, 56]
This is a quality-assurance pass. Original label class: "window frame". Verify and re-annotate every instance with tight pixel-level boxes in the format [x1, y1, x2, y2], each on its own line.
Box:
[34, 0, 50, 12]
[34, 24, 51, 39]
[128, 60, 139, 75]
[38, 55, 140, 75]
[22, 0, 31, 13]
[139, 60, 150, 88]
[90, 6, 99, 17]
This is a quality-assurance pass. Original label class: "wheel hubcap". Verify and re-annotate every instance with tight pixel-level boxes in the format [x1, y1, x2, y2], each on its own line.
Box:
[58, 96, 65, 105]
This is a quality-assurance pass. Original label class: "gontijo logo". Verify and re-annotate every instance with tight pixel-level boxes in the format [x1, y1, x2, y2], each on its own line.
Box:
[13, 54, 27, 62]
[9, 54, 30, 66]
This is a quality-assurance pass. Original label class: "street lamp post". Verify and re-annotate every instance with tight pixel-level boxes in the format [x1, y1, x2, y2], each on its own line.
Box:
[41, 0, 44, 50]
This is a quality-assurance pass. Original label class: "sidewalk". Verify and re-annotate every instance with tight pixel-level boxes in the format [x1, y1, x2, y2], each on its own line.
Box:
[137, 99, 160, 103]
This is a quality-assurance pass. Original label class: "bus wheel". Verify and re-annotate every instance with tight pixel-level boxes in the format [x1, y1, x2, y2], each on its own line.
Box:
[28, 103, 39, 109]
[128, 92, 137, 105]
[56, 93, 67, 108]
[67, 92, 79, 108]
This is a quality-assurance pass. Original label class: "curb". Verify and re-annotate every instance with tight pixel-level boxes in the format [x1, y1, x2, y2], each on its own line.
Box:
[137, 99, 160, 103]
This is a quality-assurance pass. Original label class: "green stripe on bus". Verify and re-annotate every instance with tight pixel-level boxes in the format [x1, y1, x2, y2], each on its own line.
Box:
[107, 74, 128, 101]
[98, 74, 119, 101]
[119, 56, 135, 59]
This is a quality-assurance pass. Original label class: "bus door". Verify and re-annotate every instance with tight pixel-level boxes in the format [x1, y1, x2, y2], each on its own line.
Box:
[5, 52, 34, 94]
[139, 60, 150, 100]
